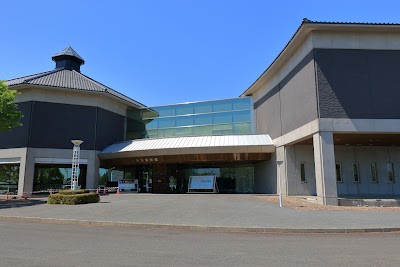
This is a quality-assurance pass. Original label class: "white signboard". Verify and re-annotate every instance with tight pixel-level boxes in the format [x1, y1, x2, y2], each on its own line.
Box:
[118, 179, 138, 192]
[188, 176, 216, 190]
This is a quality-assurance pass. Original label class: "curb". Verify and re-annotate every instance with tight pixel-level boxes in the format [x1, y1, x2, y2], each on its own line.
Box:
[1, 216, 400, 234]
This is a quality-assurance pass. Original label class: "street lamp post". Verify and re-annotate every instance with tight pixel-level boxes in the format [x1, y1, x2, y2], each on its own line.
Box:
[276, 160, 284, 208]
[71, 140, 83, 191]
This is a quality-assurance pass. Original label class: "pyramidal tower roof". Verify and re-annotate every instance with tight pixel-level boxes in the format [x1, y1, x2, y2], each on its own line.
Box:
[52, 46, 85, 63]
[51, 46, 85, 71]
[5, 46, 146, 109]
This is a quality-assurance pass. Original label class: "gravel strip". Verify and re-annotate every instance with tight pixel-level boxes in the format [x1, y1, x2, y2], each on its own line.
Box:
[255, 196, 400, 211]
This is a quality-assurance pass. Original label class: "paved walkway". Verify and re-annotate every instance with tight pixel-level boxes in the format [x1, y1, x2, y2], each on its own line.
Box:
[1, 194, 400, 232]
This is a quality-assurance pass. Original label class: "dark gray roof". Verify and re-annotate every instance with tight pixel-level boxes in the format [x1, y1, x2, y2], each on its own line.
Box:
[5, 69, 146, 109]
[302, 19, 400, 26]
[52, 46, 85, 64]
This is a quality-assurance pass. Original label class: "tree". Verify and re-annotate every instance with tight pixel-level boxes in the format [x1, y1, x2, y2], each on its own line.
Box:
[0, 80, 23, 132]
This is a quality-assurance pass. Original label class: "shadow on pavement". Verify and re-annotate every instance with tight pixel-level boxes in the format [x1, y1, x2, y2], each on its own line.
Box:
[0, 199, 47, 209]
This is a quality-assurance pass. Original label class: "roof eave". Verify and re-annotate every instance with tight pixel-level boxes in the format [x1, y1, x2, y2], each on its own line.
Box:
[241, 22, 400, 97]
[11, 83, 144, 109]
[241, 24, 313, 96]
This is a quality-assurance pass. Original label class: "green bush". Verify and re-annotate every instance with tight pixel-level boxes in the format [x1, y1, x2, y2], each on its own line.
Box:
[58, 189, 90, 195]
[48, 192, 100, 205]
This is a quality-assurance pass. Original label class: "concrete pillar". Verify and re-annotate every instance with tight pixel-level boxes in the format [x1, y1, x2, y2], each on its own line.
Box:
[276, 146, 286, 195]
[313, 131, 338, 205]
[86, 151, 100, 189]
[17, 148, 35, 196]
[277, 145, 297, 196]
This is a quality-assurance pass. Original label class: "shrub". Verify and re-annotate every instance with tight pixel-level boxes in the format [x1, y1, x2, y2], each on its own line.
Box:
[58, 189, 90, 195]
[48, 192, 100, 205]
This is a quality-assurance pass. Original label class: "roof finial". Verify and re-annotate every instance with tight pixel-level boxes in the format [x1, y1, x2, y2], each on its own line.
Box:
[303, 18, 311, 23]
[52, 46, 85, 72]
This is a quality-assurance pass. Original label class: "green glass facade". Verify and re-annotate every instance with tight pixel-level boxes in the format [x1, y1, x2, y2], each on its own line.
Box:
[126, 97, 254, 140]
[181, 164, 255, 193]
[33, 165, 87, 191]
[0, 165, 19, 194]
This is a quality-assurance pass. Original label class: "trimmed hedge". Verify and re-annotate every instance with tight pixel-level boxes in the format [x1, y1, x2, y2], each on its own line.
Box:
[58, 189, 90, 195]
[48, 192, 100, 205]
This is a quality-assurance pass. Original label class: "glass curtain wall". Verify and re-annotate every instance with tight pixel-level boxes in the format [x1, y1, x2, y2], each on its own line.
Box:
[0, 165, 19, 194]
[99, 168, 124, 187]
[126, 97, 254, 139]
[181, 164, 255, 193]
[33, 165, 87, 191]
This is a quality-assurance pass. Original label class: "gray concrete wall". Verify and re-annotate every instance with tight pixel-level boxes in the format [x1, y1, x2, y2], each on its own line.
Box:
[0, 147, 100, 195]
[278, 144, 316, 197]
[315, 49, 400, 119]
[280, 144, 400, 197]
[335, 146, 400, 196]
[253, 51, 318, 139]
[15, 86, 129, 117]
[28, 148, 100, 192]
[254, 159, 276, 194]
[292, 145, 317, 196]
[0, 148, 30, 196]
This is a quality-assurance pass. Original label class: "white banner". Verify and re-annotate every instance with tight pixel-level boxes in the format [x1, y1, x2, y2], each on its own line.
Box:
[189, 176, 215, 190]
[118, 179, 138, 191]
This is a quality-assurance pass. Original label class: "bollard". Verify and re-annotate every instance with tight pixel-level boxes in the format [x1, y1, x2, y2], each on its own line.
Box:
[6, 192, 9, 200]
[49, 190, 53, 196]
[103, 188, 107, 194]
[117, 187, 120, 195]
[96, 188, 99, 194]
[24, 192, 28, 200]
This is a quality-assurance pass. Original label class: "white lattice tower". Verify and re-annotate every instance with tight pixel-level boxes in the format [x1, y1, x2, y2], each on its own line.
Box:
[71, 140, 83, 191]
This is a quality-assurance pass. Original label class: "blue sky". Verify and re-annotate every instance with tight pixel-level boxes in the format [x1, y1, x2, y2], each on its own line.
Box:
[2, 0, 399, 106]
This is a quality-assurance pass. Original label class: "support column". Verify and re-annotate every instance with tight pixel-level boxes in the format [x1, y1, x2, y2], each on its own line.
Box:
[276, 145, 297, 196]
[18, 148, 35, 196]
[86, 151, 100, 189]
[313, 131, 338, 205]
[276, 146, 286, 196]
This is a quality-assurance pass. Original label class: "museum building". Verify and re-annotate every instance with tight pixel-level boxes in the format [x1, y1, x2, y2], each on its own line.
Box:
[2, 19, 400, 205]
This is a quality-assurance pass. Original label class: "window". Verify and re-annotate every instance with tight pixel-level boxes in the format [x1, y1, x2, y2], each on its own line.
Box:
[193, 114, 213, 125]
[175, 116, 193, 127]
[0, 165, 19, 194]
[370, 163, 378, 183]
[232, 110, 251, 123]
[232, 122, 252, 134]
[194, 102, 212, 114]
[352, 163, 360, 183]
[155, 106, 176, 117]
[213, 101, 232, 112]
[158, 117, 175, 128]
[175, 104, 194, 116]
[387, 163, 395, 183]
[335, 163, 342, 182]
[300, 163, 307, 183]
[232, 98, 251, 110]
[213, 112, 232, 124]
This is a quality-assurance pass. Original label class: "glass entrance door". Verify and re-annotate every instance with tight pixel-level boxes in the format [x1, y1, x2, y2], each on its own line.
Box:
[137, 166, 152, 193]
[142, 171, 152, 193]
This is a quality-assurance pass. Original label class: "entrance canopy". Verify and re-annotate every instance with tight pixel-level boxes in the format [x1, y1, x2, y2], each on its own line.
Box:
[99, 134, 275, 161]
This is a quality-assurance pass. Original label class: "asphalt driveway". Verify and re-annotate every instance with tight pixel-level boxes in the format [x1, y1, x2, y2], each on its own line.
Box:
[1, 194, 400, 230]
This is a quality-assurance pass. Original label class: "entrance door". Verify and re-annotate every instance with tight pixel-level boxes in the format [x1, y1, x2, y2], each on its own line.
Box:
[142, 171, 152, 193]
[152, 164, 169, 193]
[136, 166, 152, 193]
